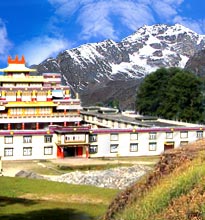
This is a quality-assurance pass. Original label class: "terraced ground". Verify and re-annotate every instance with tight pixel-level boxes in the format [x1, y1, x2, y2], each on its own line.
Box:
[103, 139, 205, 220]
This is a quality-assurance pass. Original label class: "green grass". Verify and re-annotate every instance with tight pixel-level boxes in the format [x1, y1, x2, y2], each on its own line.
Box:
[57, 163, 134, 172]
[116, 155, 160, 162]
[100, 155, 160, 163]
[0, 156, 158, 219]
[0, 177, 119, 220]
[118, 157, 205, 220]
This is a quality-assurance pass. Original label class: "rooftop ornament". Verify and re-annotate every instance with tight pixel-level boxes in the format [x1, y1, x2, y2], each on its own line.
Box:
[8, 55, 25, 64]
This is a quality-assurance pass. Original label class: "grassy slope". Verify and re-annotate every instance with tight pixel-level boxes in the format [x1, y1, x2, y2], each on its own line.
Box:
[0, 177, 119, 220]
[103, 139, 205, 220]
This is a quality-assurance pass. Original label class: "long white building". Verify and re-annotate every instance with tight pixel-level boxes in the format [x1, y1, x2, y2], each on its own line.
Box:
[0, 56, 204, 160]
[81, 107, 205, 158]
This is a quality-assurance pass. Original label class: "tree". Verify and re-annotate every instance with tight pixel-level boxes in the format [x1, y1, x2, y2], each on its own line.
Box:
[136, 67, 204, 123]
[108, 99, 119, 109]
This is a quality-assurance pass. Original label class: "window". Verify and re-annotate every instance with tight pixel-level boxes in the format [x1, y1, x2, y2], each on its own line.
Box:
[23, 147, 32, 156]
[6, 91, 16, 101]
[149, 132, 157, 140]
[130, 143, 138, 152]
[166, 132, 173, 139]
[23, 136, 32, 143]
[37, 91, 46, 96]
[44, 146, 53, 155]
[130, 133, 138, 140]
[149, 142, 157, 151]
[197, 131, 203, 139]
[89, 145, 98, 154]
[180, 141, 188, 146]
[64, 134, 85, 142]
[98, 118, 102, 123]
[110, 133, 118, 141]
[22, 91, 31, 102]
[110, 144, 118, 153]
[10, 108, 23, 116]
[180, 131, 188, 138]
[89, 134, 97, 142]
[44, 135, 52, 143]
[4, 148, 13, 156]
[39, 107, 52, 115]
[4, 136, 13, 144]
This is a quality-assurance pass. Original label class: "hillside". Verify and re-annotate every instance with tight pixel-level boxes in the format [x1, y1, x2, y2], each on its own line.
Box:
[103, 139, 205, 220]
[33, 24, 205, 109]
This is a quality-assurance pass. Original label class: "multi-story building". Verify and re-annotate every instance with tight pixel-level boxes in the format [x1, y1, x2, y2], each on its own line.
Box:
[0, 55, 90, 160]
[0, 55, 204, 160]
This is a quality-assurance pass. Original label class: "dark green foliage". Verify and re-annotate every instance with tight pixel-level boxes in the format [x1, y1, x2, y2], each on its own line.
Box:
[136, 67, 204, 122]
[108, 99, 119, 109]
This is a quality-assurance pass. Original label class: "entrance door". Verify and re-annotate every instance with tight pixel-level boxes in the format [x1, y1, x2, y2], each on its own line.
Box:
[164, 142, 174, 151]
[64, 147, 76, 157]
[77, 147, 83, 157]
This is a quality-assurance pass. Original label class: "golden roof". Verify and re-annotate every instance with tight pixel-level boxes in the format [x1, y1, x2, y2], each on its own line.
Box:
[0, 55, 36, 72]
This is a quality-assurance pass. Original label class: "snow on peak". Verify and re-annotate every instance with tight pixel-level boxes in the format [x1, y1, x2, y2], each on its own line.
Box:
[42, 24, 205, 85]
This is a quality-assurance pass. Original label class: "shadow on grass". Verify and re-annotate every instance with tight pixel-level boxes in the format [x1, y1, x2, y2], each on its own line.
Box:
[0, 196, 37, 207]
[0, 197, 95, 220]
[0, 208, 95, 220]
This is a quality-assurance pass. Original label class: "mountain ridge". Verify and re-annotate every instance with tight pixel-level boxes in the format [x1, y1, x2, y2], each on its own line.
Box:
[33, 24, 205, 109]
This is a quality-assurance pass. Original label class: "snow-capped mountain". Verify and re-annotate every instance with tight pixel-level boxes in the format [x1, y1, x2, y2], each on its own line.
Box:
[34, 24, 205, 109]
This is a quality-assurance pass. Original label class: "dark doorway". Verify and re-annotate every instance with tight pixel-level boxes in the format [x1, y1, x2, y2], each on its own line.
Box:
[64, 147, 76, 157]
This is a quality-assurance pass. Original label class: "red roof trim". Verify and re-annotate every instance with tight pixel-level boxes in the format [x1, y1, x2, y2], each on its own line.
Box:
[0, 130, 54, 136]
[8, 55, 25, 64]
[91, 127, 205, 134]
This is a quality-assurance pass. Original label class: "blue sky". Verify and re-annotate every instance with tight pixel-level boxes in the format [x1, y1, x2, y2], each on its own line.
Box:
[0, 0, 205, 66]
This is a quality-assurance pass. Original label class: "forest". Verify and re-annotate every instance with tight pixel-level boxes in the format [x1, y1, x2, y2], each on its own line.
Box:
[136, 67, 205, 123]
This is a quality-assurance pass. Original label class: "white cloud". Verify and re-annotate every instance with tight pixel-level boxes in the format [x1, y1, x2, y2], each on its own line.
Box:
[49, 0, 155, 40]
[18, 36, 70, 65]
[148, 0, 205, 34]
[48, 0, 205, 44]
[0, 19, 12, 62]
[114, 2, 154, 31]
[151, 1, 178, 19]
[77, 2, 116, 40]
[173, 16, 205, 34]
[48, 0, 93, 17]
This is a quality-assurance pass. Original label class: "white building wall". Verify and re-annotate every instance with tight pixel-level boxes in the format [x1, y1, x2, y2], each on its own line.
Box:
[95, 134, 111, 157]
[1, 135, 56, 161]
[0, 128, 203, 160]
[6, 96, 16, 101]
[118, 133, 130, 156]
[89, 129, 203, 158]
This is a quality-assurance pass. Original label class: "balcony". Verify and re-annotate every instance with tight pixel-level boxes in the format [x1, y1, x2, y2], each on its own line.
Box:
[0, 75, 45, 82]
[0, 113, 82, 123]
[5, 101, 58, 107]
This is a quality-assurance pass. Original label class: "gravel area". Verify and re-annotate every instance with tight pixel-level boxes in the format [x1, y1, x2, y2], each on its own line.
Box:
[46, 164, 151, 189]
